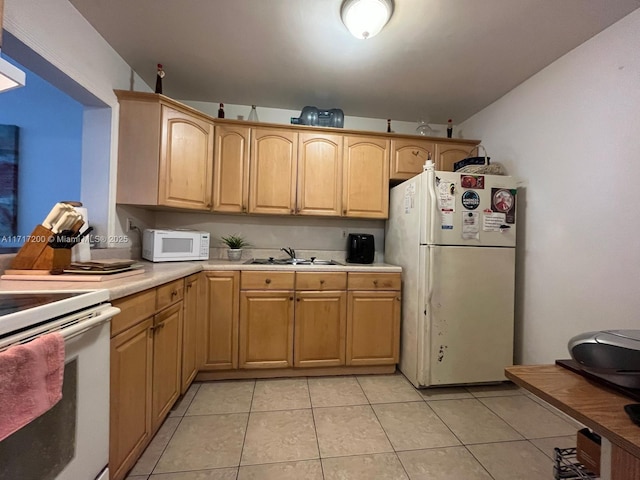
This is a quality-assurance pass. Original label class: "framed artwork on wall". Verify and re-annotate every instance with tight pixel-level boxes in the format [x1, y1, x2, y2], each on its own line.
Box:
[0, 125, 19, 237]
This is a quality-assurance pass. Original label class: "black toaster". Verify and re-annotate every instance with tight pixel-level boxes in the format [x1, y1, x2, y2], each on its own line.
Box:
[347, 233, 375, 264]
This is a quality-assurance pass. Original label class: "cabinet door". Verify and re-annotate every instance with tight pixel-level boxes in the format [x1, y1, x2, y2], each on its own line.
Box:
[346, 291, 401, 366]
[239, 290, 294, 368]
[297, 133, 342, 216]
[213, 125, 250, 213]
[110, 318, 153, 480]
[181, 274, 201, 393]
[249, 128, 298, 215]
[159, 106, 214, 210]
[390, 138, 435, 181]
[151, 302, 183, 431]
[201, 271, 239, 370]
[294, 291, 346, 368]
[434, 142, 475, 171]
[343, 136, 390, 218]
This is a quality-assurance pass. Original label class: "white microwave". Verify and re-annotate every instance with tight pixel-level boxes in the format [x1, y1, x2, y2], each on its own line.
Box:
[142, 229, 210, 262]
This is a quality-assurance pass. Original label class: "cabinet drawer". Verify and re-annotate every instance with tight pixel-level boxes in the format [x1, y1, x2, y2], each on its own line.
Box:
[241, 271, 295, 290]
[111, 289, 156, 337]
[296, 272, 347, 290]
[156, 279, 184, 310]
[348, 273, 401, 290]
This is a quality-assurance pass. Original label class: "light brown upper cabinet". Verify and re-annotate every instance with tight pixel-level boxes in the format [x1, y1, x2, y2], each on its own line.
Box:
[296, 132, 343, 216]
[115, 91, 214, 210]
[434, 141, 476, 171]
[213, 125, 251, 213]
[390, 138, 435, 181]
[342, 135, 390, 219]
[249, 128, 298, 215]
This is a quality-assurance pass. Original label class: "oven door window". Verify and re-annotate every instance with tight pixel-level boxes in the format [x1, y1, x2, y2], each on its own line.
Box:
[0, 359, 78, 480]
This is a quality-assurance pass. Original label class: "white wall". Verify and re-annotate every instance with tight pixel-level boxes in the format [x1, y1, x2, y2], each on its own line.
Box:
[460, 9, 640, 364]
[4, 0, 149, 244]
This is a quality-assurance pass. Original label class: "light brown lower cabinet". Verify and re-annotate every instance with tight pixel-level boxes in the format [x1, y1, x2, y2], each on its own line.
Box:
[294, 291, 347, 367]
[346, 290, 401, 365]
[109, 318, 153, 480]
[239, 290, 294, 368]
[151, 302, 183, 431]
[181, 273, 202, 393]
[110, 280, 186, 480]
[201, 271, 239, 370]
[202, 270, 400, 374]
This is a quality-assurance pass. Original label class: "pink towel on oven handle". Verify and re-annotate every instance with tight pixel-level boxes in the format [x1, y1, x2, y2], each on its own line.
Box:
[0, 332, 65, 441]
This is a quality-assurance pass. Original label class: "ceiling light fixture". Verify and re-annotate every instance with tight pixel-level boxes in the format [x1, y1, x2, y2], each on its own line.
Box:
[341, 0, 393, 40]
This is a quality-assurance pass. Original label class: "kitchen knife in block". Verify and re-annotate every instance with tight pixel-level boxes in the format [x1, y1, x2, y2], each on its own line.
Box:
[9, 225, 55, 270]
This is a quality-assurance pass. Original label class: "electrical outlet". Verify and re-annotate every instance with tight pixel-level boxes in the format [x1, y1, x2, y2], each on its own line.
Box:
[126, 218, 133, 233]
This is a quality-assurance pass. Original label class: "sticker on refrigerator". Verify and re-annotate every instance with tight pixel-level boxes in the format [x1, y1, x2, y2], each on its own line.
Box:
[437, 181, 455, 211]
[404, 183, 415, 214]
[461, 190, 480, 210]
[461, 175, 484, 189]
[462, 212, 480, 240]
[483, 210, 507, 231]
[441, 209, 454, 229]
[491, 188, 517, 224]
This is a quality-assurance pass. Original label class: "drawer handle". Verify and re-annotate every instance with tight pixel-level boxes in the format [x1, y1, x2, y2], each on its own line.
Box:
[171, 290, 178, 297]
[320, 279, 325, 285]
[290, 296, 294, 301]
[373, 280, 379, 286]
[265, 278, 271, 284]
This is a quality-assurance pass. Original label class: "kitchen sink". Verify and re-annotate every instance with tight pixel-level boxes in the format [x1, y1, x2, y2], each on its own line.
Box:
[244, 258, 343, 266]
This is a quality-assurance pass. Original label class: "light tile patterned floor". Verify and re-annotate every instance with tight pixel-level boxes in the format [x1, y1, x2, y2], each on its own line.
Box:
[125, 373, 580, 480]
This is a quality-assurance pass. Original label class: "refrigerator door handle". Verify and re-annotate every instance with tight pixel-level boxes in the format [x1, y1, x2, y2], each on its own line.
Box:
[425, 163, 438, 245]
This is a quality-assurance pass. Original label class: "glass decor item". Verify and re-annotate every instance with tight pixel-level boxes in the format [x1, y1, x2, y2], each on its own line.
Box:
[248, 105, 259, 122]
[447, 119, 453, 138]
[416, 119, 435, 136]
[218, 103, 225, 119]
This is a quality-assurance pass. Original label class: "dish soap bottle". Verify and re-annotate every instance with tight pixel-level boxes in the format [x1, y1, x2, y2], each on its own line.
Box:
[248, 105, 259, 122]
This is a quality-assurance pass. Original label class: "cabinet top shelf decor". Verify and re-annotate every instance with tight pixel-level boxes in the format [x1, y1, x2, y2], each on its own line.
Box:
[113, 90, 480, 146]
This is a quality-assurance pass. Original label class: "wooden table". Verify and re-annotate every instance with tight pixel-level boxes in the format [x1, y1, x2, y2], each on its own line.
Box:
[505, 364, 640, 480]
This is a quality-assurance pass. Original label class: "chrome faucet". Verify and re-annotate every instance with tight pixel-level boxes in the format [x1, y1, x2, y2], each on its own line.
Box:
[281, 247, 296, 259]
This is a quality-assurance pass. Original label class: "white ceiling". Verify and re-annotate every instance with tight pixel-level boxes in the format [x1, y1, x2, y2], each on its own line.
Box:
[68, 0, 639, 124]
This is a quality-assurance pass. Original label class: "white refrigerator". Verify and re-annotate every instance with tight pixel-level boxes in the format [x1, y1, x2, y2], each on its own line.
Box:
[385, 161, 518, 388]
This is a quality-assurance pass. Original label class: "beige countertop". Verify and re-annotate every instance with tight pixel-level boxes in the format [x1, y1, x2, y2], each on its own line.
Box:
[0, 260, 402, 300]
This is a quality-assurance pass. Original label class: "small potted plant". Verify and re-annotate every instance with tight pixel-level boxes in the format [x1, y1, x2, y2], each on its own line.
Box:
[221, 234, 250, 261]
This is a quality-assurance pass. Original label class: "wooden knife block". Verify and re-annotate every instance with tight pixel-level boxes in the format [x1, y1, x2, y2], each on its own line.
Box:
[10, 225, 72, 271]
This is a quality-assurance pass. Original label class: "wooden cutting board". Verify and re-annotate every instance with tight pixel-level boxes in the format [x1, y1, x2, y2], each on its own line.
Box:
[1, 268, 145, 282]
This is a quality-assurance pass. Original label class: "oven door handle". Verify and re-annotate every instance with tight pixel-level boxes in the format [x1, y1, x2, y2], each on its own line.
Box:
[61, 306, 120, 341]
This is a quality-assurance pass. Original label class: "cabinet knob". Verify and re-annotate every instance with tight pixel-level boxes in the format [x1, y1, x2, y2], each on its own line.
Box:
[242, 205, 247, 212]
[265, 278, 271, 284]
[396, 296, 401, 301]
[290, 296, 294, 301]
[296, 297, 300, 302]
[291, 209, 295, 214]
[171, 290, 177, 297]
[186, 283, 192, 290]
[207, 203, 212, 208]
[320, 279, 325, 285]
[373, 280, 379, 286]
[343, 209, 347, 215]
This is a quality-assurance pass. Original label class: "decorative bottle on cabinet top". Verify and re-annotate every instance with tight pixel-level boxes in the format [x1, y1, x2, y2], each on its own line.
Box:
[218, 103, 225, 118]
[155, 64, 164, 94]
[248, 105, 259, 122]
